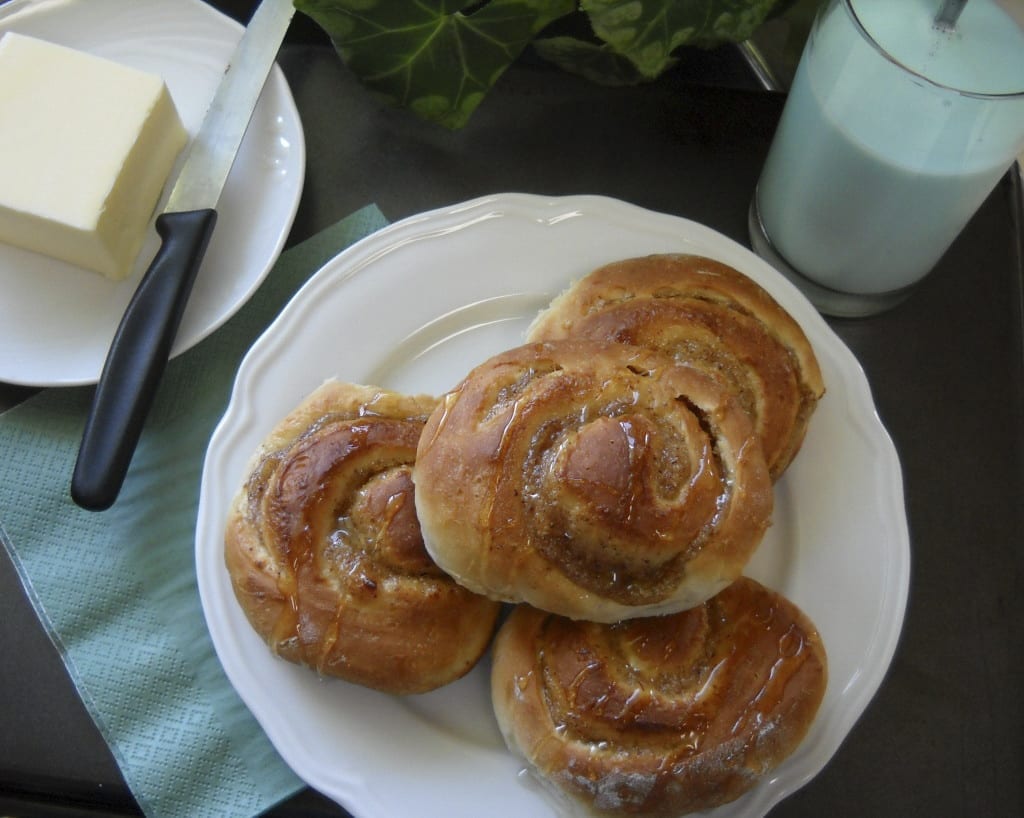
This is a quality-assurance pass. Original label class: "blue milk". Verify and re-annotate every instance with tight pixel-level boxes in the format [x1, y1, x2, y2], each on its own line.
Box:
[756, 0, 1024, 295]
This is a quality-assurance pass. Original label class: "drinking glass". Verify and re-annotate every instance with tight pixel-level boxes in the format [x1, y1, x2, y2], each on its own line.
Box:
[749, 0, 1024, 317]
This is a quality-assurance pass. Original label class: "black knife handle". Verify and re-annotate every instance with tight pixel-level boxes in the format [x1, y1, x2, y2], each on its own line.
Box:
[71, 208, 218, 511]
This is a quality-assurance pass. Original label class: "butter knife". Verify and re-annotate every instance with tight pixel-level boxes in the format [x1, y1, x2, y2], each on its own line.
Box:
[71, 0, 296, 511]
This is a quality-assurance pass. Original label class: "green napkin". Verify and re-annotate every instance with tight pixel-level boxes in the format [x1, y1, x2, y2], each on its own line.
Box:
[0, 205, 389, 818]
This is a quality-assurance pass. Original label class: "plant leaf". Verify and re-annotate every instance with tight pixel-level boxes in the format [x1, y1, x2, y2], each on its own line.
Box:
[582, 0, 783, 78]
[295, 0, 577, 129]
[532, 35, 651, 86]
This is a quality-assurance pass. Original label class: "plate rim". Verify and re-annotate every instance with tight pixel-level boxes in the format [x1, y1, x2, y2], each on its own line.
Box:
[197, 192, 911, 818]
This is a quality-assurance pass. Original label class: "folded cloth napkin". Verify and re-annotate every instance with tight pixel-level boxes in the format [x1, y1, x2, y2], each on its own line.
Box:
[0, 205, 389, 818]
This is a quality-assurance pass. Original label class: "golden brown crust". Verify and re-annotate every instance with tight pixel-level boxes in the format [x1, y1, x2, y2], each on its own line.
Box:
[491, 577, 828, 817]
[224, 379, 501, 695]
[413, 340, 773, 623]
[527, 254, 825, 480]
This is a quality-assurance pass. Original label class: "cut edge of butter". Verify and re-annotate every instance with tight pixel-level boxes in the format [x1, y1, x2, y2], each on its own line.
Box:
[0, 32, 188, 281]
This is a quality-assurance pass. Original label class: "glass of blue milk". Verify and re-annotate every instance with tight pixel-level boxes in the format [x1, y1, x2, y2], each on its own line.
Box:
[749, 0, 1024, 317]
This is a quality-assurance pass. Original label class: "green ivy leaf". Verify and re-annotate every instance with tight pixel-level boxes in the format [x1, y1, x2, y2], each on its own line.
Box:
[532, 35, 649, 86]
[295, 0, 577, 129]
[582, 0, 782, 78]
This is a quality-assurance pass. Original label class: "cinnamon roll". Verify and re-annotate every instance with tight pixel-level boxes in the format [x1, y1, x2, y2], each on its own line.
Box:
[224, 380, 501, 695]
[527, 254, 825, 480]
[491, 577, 828, 817]
[413, 340, 773, 623]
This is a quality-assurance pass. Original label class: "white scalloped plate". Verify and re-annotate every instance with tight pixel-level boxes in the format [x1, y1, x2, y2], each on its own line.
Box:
[196, 194, 910, 818]
[0, 0, 305, 386]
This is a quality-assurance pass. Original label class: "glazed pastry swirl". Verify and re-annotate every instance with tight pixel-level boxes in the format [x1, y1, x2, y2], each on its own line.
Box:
[413, 340, 773, 623]
[528, 254, 825, 480]
[490, 577, 828, 817]
[224, 380, 501, 695]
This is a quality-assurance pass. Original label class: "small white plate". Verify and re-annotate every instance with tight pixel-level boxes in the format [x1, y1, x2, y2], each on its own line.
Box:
[0, 0, 305, 387]
[196, 194, 910, 818]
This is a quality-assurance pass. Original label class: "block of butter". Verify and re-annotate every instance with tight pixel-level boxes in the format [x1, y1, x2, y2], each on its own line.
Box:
[0, 32, 188, 280]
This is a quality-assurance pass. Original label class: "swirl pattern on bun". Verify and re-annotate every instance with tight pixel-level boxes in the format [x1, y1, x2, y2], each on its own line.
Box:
[413, 340, 773, 623]
[490, 577, 828, 816]
[528, 254, 825, 480]
[224, 380, 501, 694]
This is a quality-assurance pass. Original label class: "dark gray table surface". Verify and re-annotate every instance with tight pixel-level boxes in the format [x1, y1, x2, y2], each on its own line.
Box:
[1, 2, 1022, 817]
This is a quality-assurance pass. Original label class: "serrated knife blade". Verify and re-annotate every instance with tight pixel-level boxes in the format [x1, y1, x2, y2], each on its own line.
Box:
[71, 0, 297, 511]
